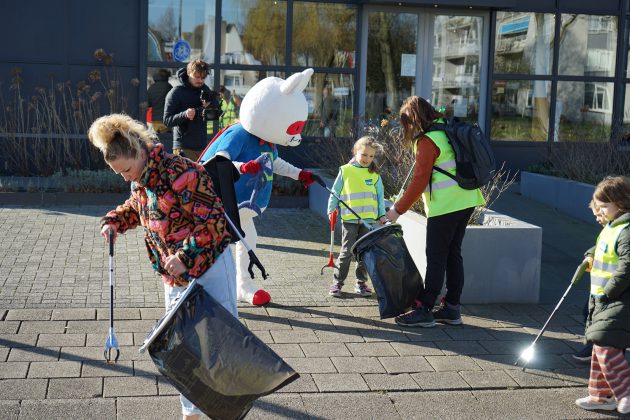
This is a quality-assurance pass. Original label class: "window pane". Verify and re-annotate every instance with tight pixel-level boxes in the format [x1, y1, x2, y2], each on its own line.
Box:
[221, 0, 286, 65]
[494, 12, 554, 75]
[433, 15, 483, 122]
[302, 73, 354, 138]
[490, 80, 551, 141]
[145, 67, 177, 127]
[622, 83, 630, 142]
[366, 12, 417, 123]
[556, 81, 612, 142]
[559, 14, 617, 77]
[292, 3, 357, 68]
[148, 0, 216, 63]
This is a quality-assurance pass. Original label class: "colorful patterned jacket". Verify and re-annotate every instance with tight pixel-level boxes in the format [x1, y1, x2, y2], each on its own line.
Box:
[101, 143, 231, 286]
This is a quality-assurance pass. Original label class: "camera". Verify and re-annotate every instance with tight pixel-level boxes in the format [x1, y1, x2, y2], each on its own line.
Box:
[199, 90, 222, 121]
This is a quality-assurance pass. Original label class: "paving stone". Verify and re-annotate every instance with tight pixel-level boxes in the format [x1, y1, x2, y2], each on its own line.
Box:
[390, 390, 481, 418]
[140, 307, 165, 319]
[390, 341, 443, 356]
[506, 369, 568, 387]
[329, 316, 374, 329]
[8, 346, 59, 362]
[460, 370, 520, 389]
[86, 332, 133, 347]
[157, 376, 179, 395]
[47, 377, 103, 398]
[97, 307, 141, 320]
[266, 306, 312, 318]
[0, 348, 7, 362]
[60, 346, 106, 362]
[313, 329, 364, 343]
[0, 361, 29, 378]
[81, 360, 134, 377]
[103, 375, 158, 397]
[379, 356, 434, 374]
[411, 371, 471, 390]
[301, 392, 399, 419]
[0, 378, 47, 399]
[51, 308, 96, 320]
[435, 340, 490, 355]
[425, 355, 482, 372]
[346, 306, 381, 318]
[37, 333, 86, 347]
[267, 343, 305, 358]
[0, 321, 20, 334]
[65, 320, 109, 334]
[307, 306, 353, 318]
[244, 317, 292, 331]
[248, 393, 309, 419]
[478, 340, 526, 355]
[288, 316, 336, 330]
[345, 342, 397, 357]
[115, 345, 152, 362]
[5, 309, 52, 321]
[554, 368, 590, 386]
[443, 327, 495, 341]
[275, 373, 318, 393]
[284, 357, 336, 373]
[0, 401, 19, 420]
[134, 360, 160, 376]
[459, 315, 503, 329]
[19, 398, 116, 419]
[18, 320, 66, 334]
[28, 360, 81, 378]
[363, 372, 420, 391]
[330, 356, 385, 373]
[0, 333, 38, 347]
[469, 354, 524, 371]
[311, 373, 369, 391]
[359, 327, 408, 342]
[253, 330, 273, 343]
[299, 342, 350, 357]
[117, 395, 186, 419]
[270, 329, 319, 344]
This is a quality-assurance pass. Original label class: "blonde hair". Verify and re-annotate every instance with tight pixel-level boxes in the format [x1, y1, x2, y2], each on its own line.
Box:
[353, 136, 383, 173]
[186, 59, 209, 78]
[88, 114, 154, 162]
[593, 176, 630, 212]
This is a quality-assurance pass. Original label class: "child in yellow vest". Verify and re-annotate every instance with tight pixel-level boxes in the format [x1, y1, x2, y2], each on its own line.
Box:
[326, 136, 387, 297]
[575, 176, 630, 414]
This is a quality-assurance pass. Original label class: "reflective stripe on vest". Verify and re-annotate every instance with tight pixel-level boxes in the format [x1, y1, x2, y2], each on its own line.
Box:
[219, 99, 238, 129]
[590, 221, 629, 296]
[417, 126, 485, 217]
[339, 164, 379, 221]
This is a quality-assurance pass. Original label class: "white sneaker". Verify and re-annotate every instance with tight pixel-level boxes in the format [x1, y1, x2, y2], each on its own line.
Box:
[618, 396, 630, 414]
[575, 396, 617, 411]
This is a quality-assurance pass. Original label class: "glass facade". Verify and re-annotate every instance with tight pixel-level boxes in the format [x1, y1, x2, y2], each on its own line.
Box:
[145, 1, 630, 146]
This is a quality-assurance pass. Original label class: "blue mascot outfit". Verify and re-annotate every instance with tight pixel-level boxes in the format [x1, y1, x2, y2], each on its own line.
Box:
[200, 68, 317, 305]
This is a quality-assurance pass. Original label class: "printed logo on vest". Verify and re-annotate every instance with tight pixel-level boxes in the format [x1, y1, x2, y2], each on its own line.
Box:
[365, 179, 373, 186]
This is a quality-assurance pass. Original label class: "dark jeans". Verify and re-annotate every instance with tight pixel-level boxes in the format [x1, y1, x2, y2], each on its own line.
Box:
[418, 207, 475, 310]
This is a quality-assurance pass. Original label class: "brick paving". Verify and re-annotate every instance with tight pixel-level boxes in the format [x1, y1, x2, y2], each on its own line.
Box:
[0, 197, 617, 419]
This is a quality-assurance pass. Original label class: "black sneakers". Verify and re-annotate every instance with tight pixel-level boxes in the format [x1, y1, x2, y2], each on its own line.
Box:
[433, 301, 463, 325]
[395, 307, 436, 328]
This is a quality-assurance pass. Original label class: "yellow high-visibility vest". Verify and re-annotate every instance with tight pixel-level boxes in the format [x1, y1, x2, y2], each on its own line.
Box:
[418, 125, 485, 217]
[590, 221, 630, 296]
[339, 164, 379, 221]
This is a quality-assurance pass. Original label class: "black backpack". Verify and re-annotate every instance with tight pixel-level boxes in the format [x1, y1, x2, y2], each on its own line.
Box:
[427, 117, 496, 190]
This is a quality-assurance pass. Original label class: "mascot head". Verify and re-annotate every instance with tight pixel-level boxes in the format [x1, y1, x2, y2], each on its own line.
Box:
[239, 68, 314, 147]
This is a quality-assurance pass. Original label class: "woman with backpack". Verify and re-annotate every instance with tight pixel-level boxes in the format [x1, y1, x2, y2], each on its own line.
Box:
[385, 96, 486, 328]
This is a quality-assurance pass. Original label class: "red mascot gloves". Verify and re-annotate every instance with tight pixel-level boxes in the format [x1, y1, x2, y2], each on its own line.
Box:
[298, 170, 324, 187]
[240, 160, 261, 174]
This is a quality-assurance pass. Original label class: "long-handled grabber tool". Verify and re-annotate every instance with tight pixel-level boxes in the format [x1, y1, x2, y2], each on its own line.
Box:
[104, 230, 120, 363]
[514, 259, 590, 370]
[393, 162, 416, 202]
[321, 208, 339, 275]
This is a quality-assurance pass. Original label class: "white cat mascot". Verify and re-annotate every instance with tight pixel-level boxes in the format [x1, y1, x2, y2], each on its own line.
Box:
[200, 68, 319, 306]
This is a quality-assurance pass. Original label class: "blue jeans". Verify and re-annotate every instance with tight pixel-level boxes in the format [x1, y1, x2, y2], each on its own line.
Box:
[163, 250, 237, 416]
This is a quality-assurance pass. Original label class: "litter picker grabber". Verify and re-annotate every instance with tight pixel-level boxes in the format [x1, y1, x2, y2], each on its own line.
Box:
[224, 210, 268, 280]
[104, 230, 120, 363]
[321, 208, 339, 275]
[514, 259, 590, 370]
[393, 162, 416, 202]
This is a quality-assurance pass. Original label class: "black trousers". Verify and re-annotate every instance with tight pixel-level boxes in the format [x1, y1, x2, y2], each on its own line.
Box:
[418, 206, 475, 309]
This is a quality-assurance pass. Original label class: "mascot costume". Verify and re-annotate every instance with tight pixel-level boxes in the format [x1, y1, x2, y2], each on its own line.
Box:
[200, 68, 318, 306]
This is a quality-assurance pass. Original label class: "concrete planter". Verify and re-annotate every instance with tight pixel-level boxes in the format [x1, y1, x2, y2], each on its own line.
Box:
[520, 171, 596, 225]
[0, 192, 129, 206]
[309, 171, 543, 304]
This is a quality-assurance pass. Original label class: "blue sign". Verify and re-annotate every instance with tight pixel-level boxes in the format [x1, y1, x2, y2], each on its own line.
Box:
[173, 39, 191, 62]
[500, 17, 530, 35]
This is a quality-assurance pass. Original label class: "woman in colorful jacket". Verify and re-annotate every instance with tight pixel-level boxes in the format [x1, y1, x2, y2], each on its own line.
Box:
[89, 113, 235, 420]
[385, 96, 485, 328]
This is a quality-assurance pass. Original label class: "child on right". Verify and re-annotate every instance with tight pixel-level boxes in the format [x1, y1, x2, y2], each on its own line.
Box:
[575, 176, 630, 414]
[573, 199, 607, 362]
[326, 136, 386, 298]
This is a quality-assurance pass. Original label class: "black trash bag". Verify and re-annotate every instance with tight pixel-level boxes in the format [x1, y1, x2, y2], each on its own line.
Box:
[351, 224, 423, 319]
[144, 282, 299, 420]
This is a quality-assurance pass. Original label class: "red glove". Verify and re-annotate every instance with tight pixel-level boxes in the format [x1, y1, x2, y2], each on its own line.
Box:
[240, 160, 261, 174]
[298, 170, 324, 187]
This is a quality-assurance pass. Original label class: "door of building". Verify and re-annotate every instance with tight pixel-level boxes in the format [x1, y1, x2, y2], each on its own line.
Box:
[359, 9, 488, 128]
